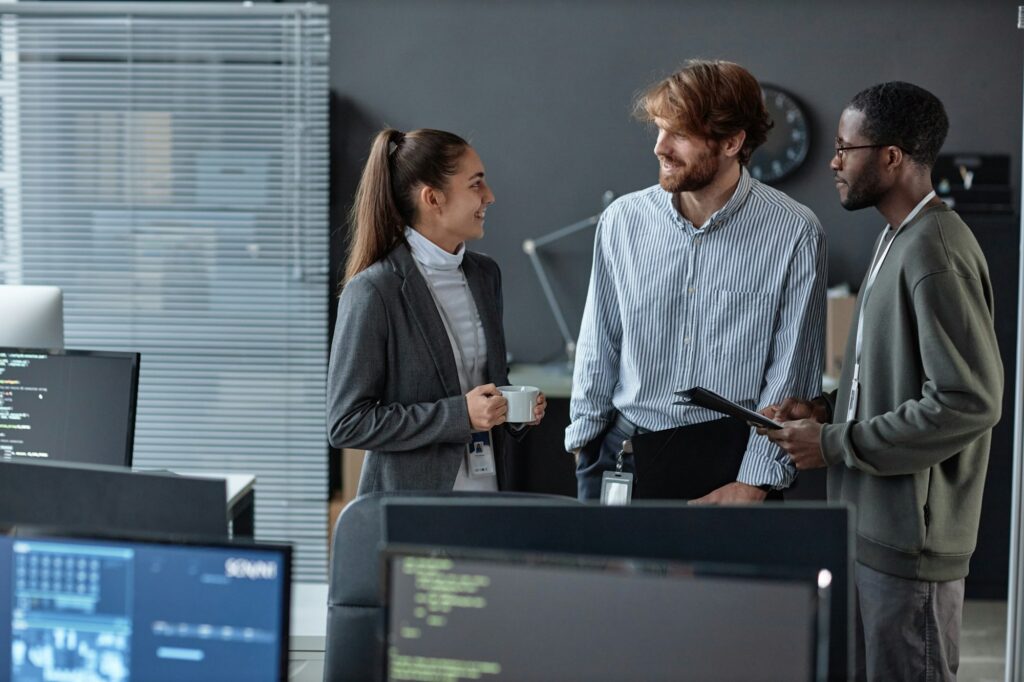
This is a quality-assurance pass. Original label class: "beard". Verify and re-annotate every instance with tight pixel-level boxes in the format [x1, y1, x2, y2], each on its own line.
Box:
[658, 145, 720, 193]
[838, 163, 885, 211]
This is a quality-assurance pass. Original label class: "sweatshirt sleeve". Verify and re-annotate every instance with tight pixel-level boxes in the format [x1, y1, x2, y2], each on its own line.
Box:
[820, 268, 1002, 475]
[326, 276, 472, 452]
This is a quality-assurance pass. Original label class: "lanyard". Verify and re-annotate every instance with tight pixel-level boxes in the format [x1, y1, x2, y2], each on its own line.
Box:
[418, 265, 483, 393]
[848, 191, 935, 419]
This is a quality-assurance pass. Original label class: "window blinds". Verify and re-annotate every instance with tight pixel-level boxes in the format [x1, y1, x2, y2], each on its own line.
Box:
[0, 2, 330, 580]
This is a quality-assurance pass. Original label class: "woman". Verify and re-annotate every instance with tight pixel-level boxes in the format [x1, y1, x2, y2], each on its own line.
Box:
[327, 128, 546, 494]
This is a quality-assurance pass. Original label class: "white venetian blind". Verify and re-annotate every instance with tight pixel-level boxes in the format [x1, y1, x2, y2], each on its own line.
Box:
[0, 2, 330, 580]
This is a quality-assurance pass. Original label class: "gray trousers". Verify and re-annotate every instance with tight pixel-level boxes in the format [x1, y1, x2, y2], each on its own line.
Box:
[854, 562, 964, 682]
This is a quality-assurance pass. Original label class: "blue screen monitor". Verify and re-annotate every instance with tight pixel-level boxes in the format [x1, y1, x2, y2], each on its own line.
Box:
[0, 532, 291, 681]
[0, 348, 139, 466]
[384, 546, 830, 682]
[0, 286, 64, 349]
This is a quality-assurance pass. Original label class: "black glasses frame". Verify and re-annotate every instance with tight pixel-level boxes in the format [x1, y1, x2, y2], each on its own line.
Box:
[833, 143, 898, 161]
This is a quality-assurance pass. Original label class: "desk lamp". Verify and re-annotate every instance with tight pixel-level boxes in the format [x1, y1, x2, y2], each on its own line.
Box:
[521, 191, 615, 367]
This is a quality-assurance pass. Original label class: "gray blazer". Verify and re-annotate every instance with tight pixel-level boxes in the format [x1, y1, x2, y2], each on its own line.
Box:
[327, 242, 517, 494]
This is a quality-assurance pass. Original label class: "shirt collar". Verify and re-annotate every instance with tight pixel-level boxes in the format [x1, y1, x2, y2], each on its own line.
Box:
[661, 166, 754, 233]
[405, 226, 465, 271]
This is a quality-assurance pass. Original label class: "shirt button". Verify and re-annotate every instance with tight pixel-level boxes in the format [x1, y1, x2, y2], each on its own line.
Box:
[688, 287, 695, 294]
[684, 337, 691, 344]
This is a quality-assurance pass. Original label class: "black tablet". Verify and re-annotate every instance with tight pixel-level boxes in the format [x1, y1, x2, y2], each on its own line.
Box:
[674, 386, 783, 430]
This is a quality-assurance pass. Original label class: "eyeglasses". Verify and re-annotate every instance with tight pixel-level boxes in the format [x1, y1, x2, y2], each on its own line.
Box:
[833, 143, 896, 162]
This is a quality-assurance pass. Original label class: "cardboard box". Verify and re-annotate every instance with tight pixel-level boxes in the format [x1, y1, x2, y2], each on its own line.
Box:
[328, 449, 367, 555]
[341, 448, 365, 506]
[825, 295, 857, 379]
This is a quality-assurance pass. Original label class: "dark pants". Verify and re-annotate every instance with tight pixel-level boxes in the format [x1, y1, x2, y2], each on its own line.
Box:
[854, 562, 964, 682]
[577, 414, 784, 501]
[576, 417, 639, 500]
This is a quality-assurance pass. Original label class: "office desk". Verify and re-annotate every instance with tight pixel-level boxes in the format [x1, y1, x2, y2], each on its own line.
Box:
[506, 363, 576, 495]
[289, 581, 328, 681]
[174, 471, 256, 538]
[224, 473, 256, 537]
[508, 362, 573, 399]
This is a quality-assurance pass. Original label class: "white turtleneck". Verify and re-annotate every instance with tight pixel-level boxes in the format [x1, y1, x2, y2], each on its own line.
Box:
[405, 227, 495, 491]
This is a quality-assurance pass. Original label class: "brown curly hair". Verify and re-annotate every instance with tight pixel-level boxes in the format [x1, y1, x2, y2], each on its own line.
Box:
[635, 59, 772, 166]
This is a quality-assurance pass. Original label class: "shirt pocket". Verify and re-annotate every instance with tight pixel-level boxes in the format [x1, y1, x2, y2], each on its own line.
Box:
[705, 289, 774, 403]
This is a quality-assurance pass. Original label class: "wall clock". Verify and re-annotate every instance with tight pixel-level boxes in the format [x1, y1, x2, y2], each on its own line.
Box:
[749, 85, 810, 184]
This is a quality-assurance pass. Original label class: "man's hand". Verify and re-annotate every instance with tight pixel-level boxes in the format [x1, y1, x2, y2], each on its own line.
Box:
[466, 384, 507, 430]
[765, 418, 827, 470]
[760, 396, 829, 424]
[689, 481, 767, 505]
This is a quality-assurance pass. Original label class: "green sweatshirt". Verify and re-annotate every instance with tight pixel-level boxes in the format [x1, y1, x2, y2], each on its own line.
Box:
[821, 203, 1002, 582]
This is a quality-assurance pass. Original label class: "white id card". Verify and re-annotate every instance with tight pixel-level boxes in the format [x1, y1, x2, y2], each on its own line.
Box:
[467, 431, 496, 477]
[600, 471, 633, 506]
[846, 379, 860, 422]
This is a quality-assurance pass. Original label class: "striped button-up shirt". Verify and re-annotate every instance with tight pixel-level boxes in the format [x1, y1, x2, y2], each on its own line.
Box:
[565, 168, 827, 488]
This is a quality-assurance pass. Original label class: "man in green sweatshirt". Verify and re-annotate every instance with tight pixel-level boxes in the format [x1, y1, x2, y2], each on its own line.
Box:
[762, 82, 1002, 681]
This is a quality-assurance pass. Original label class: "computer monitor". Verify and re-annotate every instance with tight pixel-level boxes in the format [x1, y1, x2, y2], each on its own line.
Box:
[382, 499, 853, 681]
[0, 285, 64, 349]
[0, 531, 290, 682]
[0, 459, 229, 540]
[0, 348, 139, 466]
[384, 546, 829, 682]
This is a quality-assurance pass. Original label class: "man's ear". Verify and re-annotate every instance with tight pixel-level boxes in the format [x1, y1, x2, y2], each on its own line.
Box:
[720, 130, 747, 159]
[883, 145, 905, 174]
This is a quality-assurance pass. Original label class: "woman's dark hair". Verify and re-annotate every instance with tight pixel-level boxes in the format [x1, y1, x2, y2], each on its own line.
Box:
[344, 128, 469, 283]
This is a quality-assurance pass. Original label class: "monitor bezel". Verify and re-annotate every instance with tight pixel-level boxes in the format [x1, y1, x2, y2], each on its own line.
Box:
[380, 498, 852, 681]
[1, 524, 292, 682]
[0, 346, 141, 466]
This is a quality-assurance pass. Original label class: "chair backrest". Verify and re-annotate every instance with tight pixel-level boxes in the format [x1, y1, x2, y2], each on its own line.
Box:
[323, 491, 577, 682]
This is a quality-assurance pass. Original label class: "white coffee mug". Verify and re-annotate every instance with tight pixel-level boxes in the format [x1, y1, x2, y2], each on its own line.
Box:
[497, 385, 540, 424]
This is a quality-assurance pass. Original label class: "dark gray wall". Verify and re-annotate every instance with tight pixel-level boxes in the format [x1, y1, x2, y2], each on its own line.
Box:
[329, 0, 1022, 362]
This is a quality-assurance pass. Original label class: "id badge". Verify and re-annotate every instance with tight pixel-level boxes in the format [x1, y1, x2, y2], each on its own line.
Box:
[846, 379, 860, 422]
[600, 470, 633, 506]
[467, 431, 496, 477]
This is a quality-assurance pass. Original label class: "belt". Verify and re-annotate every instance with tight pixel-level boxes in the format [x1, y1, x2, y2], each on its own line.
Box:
[612, 412, 651, 437]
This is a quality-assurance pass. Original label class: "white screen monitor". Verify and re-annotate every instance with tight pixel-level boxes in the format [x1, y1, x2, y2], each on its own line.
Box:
[0, 285, 64, 349]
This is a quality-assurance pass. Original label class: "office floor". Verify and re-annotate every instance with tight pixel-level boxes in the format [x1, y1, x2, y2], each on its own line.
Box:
[961, 599, 1006, 682]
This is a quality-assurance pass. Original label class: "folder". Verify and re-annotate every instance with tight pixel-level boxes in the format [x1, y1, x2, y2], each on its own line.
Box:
[674, 386, 782, 430]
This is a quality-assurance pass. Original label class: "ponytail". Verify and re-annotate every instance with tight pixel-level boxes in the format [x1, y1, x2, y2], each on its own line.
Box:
[343, 127, 469, 285]
[344, 128, 406, 283]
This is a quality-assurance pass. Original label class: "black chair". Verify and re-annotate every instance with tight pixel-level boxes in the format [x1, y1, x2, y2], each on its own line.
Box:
[323, 491, 577, 682]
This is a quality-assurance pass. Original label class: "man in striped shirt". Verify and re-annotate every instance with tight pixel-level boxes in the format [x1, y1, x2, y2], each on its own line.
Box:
[565, 59, 827, 502]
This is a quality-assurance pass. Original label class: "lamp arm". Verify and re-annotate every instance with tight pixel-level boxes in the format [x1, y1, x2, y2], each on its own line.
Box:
[523, 246, 575, 353]
[529, 214, 601, 248]
[520, 191, 615, 362]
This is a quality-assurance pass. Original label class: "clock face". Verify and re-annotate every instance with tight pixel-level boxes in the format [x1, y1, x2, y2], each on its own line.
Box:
[749, 85, 810, 184]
